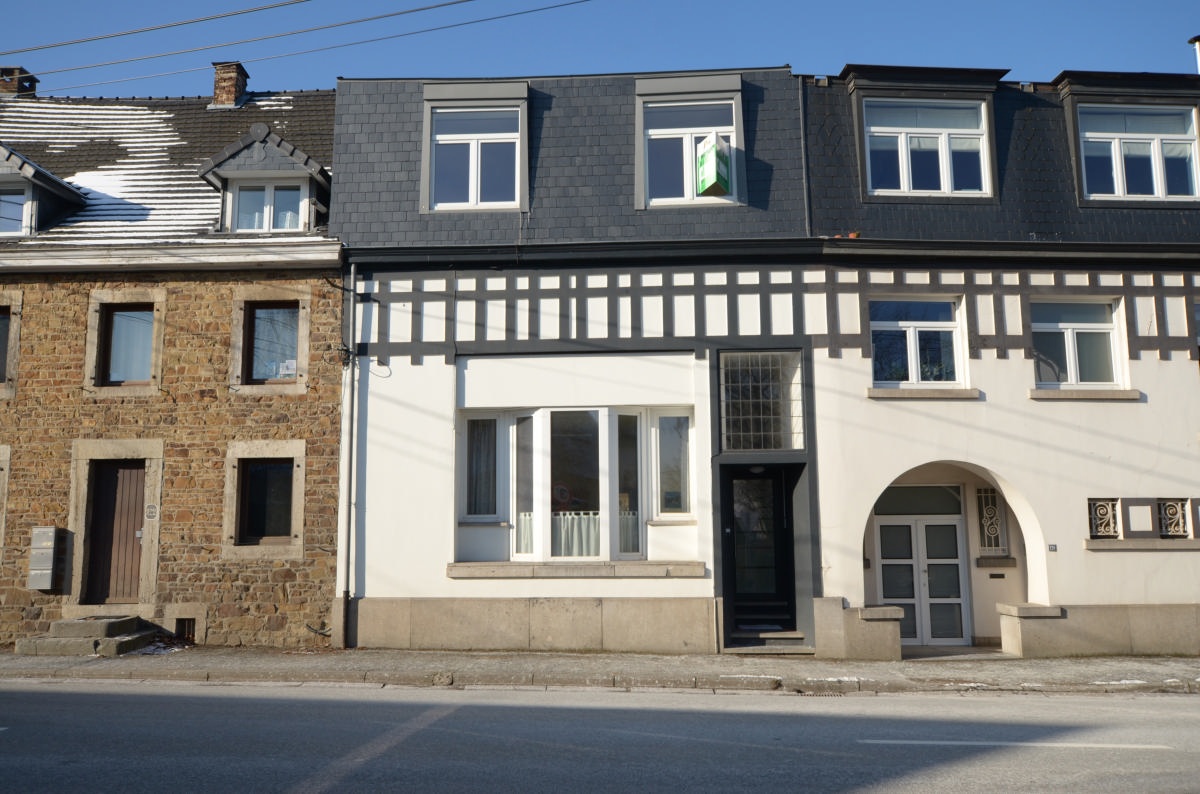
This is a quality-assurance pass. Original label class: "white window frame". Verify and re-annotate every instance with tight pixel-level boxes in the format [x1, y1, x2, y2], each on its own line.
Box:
[429, 107, 521, 210]
[642, 100, 739, 206]
[228, 180, 309, 232]
[458, 407, 694, 562]
[869, 299, 965, 388]
[1030, 301, 1121, 388]
[863, 98, 992, 197]
[649, 409, 694, 520]
[1077, 104, 1200, 200]
[0, 184, 32, 236]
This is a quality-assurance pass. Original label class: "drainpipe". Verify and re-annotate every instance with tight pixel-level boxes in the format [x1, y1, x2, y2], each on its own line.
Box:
[336, 258, 358, 648]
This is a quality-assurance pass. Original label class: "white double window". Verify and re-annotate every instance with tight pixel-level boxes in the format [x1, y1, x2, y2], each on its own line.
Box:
[865, 100, 990, 196]
[1030, 302, 1119, 386]
[431, 108, 520, 209]
[232, 182, 305, 232]
[643, 101, 737, 204]
[461, 408, 692, 560]
[1078, 105, 1199, 199]
[869, 300, 962, 386]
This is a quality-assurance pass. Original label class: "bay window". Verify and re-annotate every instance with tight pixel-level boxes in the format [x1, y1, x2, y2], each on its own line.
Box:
[459, 407, 692, 560]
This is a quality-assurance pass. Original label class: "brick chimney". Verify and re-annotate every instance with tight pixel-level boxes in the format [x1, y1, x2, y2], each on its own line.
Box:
[211, 61, 249, 107]
[0, 67, 37, 98]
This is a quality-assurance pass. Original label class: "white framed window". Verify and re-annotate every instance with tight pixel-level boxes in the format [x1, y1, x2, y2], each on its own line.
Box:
[1078, 105, 1199, 199]
[643, 101, 737, 204]
[0, 185, 31, 236]
[1030, 302, 1119, 387]
[430, 108, 520, 209]
[231, 182, 307, 232]
[864, 99, 991, 196]
[458, 407, 692, 561]
[869, 300, 962, 386]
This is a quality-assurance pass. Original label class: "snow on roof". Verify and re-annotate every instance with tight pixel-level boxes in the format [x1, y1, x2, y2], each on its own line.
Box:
[0, 91, 333, 245]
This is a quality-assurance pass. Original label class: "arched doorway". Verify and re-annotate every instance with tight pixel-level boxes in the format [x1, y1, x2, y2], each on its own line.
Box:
[863, 463, 1028, 648]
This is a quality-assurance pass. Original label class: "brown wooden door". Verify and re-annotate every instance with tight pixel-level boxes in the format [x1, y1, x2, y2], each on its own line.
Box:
[84, 460, 145, 604]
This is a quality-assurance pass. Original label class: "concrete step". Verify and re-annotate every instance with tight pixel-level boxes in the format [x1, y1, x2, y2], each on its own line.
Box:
[723, 644, 815, 656]
[15, 629, 157, 657]
[49, 616, 140, 639]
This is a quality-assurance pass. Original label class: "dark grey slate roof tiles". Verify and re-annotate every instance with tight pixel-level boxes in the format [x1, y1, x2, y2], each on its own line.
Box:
[330, 69, 808, 249]
[804, 78, 1200, 244]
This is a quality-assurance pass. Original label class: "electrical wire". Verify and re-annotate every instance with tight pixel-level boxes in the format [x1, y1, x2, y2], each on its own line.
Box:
[35, 0, 485, 78]
[35, 0, 593, 95]
[0, 1, 312, 57]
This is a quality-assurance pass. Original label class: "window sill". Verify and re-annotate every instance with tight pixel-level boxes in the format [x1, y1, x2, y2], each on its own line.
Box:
[222, 539, 302, 560]
[446, 560, 707, 579]
[1085, 538, 1200, 551]
[85, 383, 161, 399]
[229, 380, 307, 397]
[1028, 388, 1141, 401]
[868, 387, 980, 400]
[862, 193, 996, 206]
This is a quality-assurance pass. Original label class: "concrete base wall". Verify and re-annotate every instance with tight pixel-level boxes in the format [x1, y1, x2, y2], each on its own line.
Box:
[352, 597, 719, 654]
[812, 597, 903, 661]
[999, 603, 1200, 658]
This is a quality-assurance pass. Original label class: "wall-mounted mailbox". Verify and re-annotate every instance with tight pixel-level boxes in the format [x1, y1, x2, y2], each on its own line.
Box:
[27, 526, 59, 591]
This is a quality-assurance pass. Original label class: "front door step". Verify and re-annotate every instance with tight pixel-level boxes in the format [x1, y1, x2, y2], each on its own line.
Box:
[14, 616, 156, 657]
[725, 628, 813, 655]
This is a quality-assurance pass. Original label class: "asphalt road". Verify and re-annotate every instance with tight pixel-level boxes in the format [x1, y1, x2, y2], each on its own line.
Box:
[1, 681, 1197, 792]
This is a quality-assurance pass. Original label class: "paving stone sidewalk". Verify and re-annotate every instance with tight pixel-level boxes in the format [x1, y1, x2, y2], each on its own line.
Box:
[2, 645, 1199, 694]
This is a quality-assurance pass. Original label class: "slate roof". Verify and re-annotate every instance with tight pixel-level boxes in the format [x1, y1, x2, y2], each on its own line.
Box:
[331, 68, 808, 249]
[0, 90, 334, 244]
[805, 71, 1200, 244]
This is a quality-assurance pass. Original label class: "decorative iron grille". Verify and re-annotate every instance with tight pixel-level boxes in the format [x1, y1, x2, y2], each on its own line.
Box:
[1088, 498, 1119, 538]
[976, 487, 1009, 556]
[1157, 499, 1188, 538]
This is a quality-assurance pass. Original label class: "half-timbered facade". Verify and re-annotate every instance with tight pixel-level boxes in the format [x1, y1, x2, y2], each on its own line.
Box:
[332, 64, 1200, 658]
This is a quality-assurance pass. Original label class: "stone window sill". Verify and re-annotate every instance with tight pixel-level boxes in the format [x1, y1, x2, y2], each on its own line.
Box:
[446, 560, 707, 579]
[868, 387, 980, 400]
[1085, 538, 1200, 551]
[1029, 388, 1141, 401]
[975, 556, 1017, 568]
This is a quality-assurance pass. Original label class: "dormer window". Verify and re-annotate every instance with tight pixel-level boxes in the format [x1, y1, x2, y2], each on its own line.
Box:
[1078, 105, 1199, 199]
[232, 182, 306, 232]
[198, 122, 330, 234]
[864, 99, 991, 196]
[0, 186, 30, 236]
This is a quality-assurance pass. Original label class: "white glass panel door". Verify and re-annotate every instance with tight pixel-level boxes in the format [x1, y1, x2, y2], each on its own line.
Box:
[875, 518, 970, 645]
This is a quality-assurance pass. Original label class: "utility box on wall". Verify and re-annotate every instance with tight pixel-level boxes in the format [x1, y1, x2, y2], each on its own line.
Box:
[27, 526, 60, 591]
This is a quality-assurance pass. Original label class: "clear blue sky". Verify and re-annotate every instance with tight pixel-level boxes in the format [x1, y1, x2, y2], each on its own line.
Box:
[5, 0, 1200, 97]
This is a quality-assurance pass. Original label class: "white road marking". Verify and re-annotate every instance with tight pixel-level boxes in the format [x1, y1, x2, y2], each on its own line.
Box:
[860, 739, 1172, 750]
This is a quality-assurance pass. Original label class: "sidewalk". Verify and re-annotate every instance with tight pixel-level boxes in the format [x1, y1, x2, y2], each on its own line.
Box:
[3, 644, 1199, 694]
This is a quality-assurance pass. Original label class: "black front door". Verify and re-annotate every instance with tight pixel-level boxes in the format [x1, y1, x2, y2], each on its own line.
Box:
[721, 465, 796, 632]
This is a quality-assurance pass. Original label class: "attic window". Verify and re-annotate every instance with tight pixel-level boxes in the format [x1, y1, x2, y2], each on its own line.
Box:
[231, 182, 306, 232]
[0, 187, 30, 236]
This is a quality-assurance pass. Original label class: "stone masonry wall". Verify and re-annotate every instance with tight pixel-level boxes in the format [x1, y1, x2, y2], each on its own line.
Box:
[0, 269, 342, 648]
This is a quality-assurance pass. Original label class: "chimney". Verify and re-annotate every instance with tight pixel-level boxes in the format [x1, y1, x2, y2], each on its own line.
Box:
[0, 67, 37, 98]
[1191, 36, 1200, 75]
[211, 61, 249, 107]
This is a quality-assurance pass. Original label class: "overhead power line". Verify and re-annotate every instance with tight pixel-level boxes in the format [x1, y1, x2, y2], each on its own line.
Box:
[0, 1, 312, 58]
[36, 0, 485, 78]
[36, 0, 592, 95]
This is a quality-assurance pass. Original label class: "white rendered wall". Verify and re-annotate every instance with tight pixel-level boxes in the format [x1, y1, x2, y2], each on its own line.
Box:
[814, 347, 1200, 609]
[353, 352, 716, 600]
